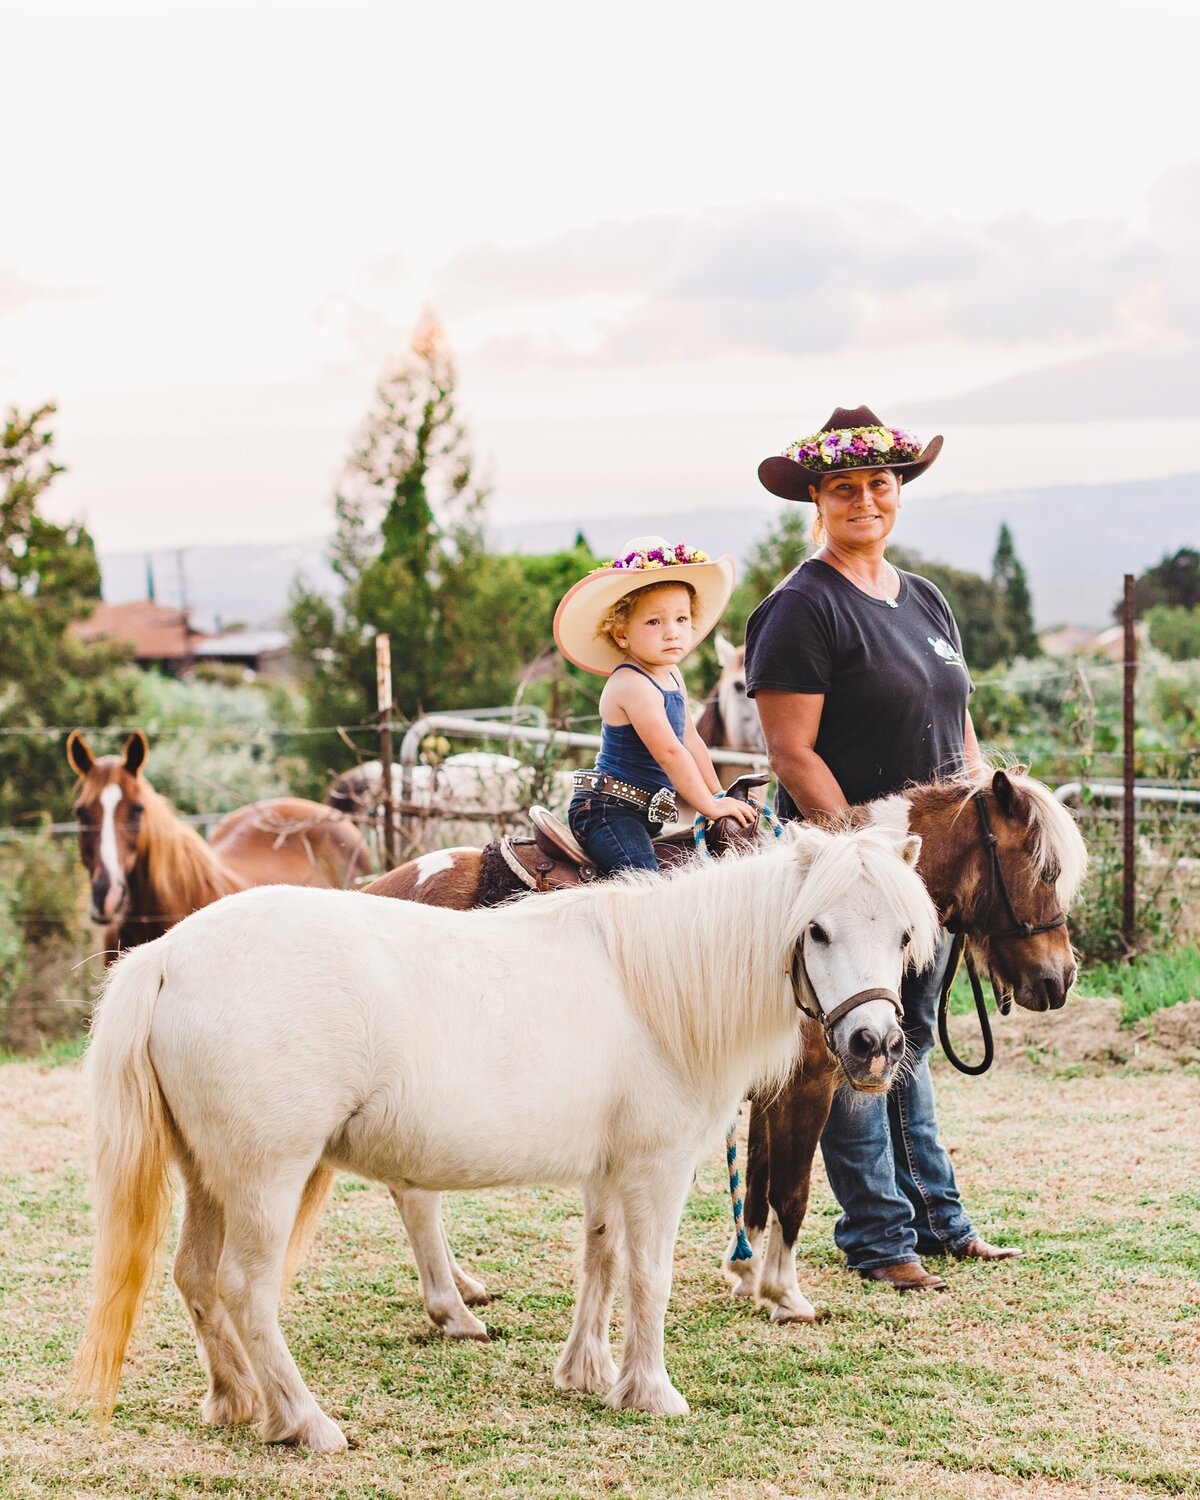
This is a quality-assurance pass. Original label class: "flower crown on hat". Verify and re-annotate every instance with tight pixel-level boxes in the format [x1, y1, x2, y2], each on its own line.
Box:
[784, 424, 923, 473]
[592, 542, 710, 574]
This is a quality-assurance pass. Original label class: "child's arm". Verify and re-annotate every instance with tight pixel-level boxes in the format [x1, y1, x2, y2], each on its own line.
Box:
[613, 675, 755, 826]
[682, 713, 723, 796]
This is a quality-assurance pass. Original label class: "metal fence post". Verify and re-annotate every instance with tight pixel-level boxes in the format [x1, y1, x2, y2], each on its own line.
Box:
[1122, 574, 1136, 959]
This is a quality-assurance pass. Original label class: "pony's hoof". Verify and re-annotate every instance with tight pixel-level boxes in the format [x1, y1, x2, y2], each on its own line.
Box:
[724, 1268, 759, 1299]
[437, 1308, 489, 1340]
[262, 1408, 348, 1454]
[455, 1276, 491, 1307]
[201, 1385, 263, 1427]
[768, 1297, 823, 1325]
[606, 1371, 690, 1417]
[554, 1342, 619, 1395]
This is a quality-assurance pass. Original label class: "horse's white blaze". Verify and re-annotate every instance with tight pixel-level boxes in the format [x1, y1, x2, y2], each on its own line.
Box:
[414, 849, 456, 887]
[98, 784, 125, 915]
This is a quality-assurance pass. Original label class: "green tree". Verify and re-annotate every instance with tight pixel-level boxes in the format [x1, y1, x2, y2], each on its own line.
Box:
[288, 318, 489, 769]
[992, 523, 1040, 659]
[1118, 547, 1200, 621]
[0, 403, 136, 824]
[1146, 604, 1200, 661]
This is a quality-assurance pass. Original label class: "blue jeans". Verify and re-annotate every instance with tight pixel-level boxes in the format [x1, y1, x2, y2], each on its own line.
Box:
[819, 933, 977, 1270]
[568, 791, 661, 874]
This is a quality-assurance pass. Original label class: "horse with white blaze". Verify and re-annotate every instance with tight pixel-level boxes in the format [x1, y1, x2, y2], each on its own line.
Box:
[74, 822, 938, 1453]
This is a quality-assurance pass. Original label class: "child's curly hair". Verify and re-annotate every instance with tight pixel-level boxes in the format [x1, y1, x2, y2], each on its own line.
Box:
[596, 579, 698, 648]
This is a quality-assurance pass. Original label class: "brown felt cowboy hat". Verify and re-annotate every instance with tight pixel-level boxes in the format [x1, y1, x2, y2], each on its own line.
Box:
[758, 404, 943, 504]
[554, 535, 736, 676]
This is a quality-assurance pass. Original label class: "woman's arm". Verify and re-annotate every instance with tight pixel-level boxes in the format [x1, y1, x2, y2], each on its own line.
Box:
[754, 690, 849, 821]
[963, 708, 984, 776]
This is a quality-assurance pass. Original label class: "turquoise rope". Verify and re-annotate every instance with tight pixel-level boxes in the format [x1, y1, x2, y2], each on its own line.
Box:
[695, 797, 783, 1263]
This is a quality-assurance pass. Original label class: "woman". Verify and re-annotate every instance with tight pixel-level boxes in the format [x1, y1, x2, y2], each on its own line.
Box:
[744, 404, 1020, 1292]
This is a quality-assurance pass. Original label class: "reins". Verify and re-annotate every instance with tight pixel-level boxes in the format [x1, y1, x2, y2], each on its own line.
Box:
[937, 790, 1067, 1076]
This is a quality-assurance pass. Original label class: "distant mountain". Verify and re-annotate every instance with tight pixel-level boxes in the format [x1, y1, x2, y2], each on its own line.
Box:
[98, 471, 1200, 634]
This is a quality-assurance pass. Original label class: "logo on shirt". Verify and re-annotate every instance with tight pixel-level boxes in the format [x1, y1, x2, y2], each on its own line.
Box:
[927, 636, 964, 666]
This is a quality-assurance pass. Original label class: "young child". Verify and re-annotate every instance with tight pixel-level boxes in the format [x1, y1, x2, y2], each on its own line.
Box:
[553, 536, 757, 874]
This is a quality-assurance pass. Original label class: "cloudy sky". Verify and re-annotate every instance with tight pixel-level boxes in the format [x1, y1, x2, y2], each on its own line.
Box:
[4, 0, 1199, 553]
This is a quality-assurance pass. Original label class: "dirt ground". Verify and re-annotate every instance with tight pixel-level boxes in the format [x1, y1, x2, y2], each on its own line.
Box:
[974, 995, 1200, 1072]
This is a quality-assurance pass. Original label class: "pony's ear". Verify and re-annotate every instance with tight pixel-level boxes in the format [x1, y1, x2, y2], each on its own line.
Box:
[901, 833, 922, 867]
[992, 769, 1024, 818]
[66, 730, 94, 776]
[123, 731, 148, 776]
[714, 634, 736, 667]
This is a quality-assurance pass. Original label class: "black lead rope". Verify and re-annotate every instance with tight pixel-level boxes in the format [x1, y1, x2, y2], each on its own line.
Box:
[936, 930, 995, 1076]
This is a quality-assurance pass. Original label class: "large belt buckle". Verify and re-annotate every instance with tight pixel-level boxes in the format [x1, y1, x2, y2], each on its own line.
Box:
[647, 786, 677, 823]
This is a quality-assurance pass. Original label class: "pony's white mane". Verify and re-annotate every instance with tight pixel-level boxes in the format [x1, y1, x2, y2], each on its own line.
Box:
[510, 826, 937, 1095]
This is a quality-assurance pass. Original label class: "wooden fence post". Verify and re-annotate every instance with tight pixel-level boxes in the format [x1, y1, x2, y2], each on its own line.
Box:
[1122, 574, 1136, 959]
[376, 633, 397, 870]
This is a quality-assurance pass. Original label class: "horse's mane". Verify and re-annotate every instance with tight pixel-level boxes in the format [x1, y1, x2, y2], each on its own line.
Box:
[512, 826, 937, 1094]
[137, 780, 235, 913]
[911, 765, 1088, 907]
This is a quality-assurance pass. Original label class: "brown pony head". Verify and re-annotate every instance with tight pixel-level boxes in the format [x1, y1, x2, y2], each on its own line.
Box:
[67, 731, 150, 925]
[943, 770, 1087, 1013]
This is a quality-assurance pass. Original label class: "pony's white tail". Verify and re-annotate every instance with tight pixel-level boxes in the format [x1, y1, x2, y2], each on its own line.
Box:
[73, 943, 176, 1420]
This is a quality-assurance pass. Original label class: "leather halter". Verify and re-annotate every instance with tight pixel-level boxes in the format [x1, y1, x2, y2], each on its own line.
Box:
[938, 788, 1067, 1075]
[788, 945, 902, 1043]
[945, 790, 1067, 943]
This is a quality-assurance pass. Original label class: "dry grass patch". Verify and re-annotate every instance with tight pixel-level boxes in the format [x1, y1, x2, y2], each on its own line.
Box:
[1, 1056, 1198, 1498]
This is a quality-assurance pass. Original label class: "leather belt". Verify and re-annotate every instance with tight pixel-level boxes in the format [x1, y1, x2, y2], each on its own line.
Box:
[572, 771, 677, 823]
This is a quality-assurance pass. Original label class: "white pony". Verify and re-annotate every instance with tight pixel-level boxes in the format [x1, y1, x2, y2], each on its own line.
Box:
[75, 823, 938, 1454]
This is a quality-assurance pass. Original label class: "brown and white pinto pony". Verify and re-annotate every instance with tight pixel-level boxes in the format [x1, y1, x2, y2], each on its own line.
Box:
[67, 730, 372, 959]
[362, 767, 1086, 1330]
[694, 636, 766, 784]
[724, 767, 1088, 1324]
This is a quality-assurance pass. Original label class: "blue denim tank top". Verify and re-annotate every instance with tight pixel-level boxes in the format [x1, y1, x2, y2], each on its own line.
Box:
[594, 664, 688, 794]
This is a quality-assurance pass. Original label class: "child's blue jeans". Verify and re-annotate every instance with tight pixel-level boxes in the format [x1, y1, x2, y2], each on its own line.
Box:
[568, 791, 661, 874]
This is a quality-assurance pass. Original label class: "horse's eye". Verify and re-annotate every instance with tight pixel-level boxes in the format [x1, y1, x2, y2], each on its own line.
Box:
[127, 804, 144, 824]
[734, 679, 746, 693]
[809, 922, 830, 945]
[901, 929, 913, 948]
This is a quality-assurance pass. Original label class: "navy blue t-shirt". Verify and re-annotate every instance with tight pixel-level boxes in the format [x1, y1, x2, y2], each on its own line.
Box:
[744, 559, 972, 816]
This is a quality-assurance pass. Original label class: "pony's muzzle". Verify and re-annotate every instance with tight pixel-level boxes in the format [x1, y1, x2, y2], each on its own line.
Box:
[837, 1010, 906, 1090]
[91, 875, 127, 923]
[1013, 963, 1074, 1013]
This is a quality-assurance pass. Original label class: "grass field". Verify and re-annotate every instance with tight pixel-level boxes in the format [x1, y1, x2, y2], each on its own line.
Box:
[2, 1051, 1199, 1500]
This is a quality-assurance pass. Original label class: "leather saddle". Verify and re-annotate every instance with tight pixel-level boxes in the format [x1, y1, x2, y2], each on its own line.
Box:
[493, 772, 770, 895]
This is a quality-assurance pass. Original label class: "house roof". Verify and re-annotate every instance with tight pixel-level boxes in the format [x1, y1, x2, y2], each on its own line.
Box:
[70, 600, 208, 660]
[193, 629, 289, 659]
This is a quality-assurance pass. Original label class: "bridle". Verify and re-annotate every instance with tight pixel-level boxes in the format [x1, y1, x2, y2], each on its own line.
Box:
[788, 944, 902, 1050]
[939, 789, 1067, 1075]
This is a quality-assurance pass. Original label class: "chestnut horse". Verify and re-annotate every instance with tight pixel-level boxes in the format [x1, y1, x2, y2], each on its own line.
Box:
[362, 767, 1086, 1330]
[67, 730, 372, 958]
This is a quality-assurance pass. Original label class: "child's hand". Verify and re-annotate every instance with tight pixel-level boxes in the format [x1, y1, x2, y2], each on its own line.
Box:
[704, 798, 758, 829]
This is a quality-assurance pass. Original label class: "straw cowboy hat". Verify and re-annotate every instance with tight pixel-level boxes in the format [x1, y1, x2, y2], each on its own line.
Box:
[758, 404, 943, 503]
[554, 536, 736, 676]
